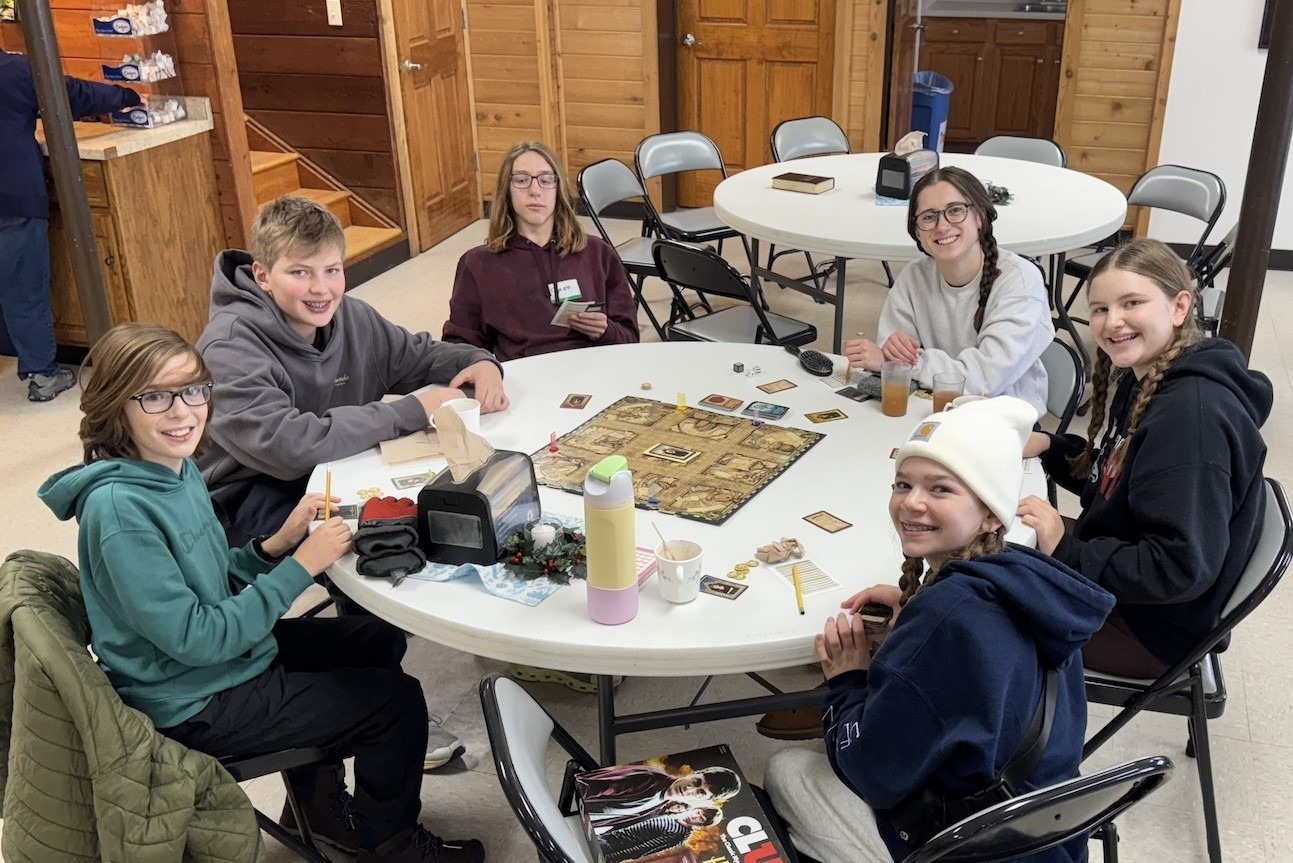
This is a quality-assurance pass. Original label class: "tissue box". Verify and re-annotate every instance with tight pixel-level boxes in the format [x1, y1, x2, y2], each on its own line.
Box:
[417, 450, 541, 566]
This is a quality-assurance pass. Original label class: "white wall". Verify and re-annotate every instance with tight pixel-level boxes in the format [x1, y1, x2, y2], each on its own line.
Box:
[1151, 0, 1292, 248]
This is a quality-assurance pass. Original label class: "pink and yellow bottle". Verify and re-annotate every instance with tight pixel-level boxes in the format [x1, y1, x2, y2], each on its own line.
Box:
[584, 455, 638, 624]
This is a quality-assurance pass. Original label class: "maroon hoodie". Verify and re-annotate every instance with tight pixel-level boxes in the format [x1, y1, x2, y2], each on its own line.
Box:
[443, 234, 639, 361]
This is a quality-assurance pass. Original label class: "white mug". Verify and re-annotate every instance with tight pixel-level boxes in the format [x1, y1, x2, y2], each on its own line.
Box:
[656, 540, 703, 603]
[432, 397, 481, 434]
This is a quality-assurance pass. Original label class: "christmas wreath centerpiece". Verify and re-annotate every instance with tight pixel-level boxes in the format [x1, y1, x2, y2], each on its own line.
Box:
[987, 184, 1013, 206]
[501, 526, 588, 584]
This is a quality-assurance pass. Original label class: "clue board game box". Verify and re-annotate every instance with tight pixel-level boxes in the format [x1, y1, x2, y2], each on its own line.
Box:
[576, 744, 793, 863]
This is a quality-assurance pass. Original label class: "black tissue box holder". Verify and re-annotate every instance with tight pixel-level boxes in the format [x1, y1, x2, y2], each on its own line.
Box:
[417, 450, 542, 566]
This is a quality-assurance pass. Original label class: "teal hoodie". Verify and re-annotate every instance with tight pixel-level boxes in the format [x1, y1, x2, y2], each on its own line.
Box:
[39, 457, 314, 728]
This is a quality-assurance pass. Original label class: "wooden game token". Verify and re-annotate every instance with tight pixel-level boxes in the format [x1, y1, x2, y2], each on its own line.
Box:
[745, 559, 759, 567]
[641, 382, 653, 390]
[357, 487, 382, 500]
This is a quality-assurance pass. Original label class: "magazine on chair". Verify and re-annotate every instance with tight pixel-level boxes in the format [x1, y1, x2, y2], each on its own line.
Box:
[575, 744, 792, 863]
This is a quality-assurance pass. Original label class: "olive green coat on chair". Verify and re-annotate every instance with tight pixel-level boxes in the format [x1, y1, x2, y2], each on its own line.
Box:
[0, 550, 265, 862]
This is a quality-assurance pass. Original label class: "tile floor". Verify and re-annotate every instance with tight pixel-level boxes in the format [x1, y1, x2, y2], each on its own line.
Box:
[1, 217, 1290, 862]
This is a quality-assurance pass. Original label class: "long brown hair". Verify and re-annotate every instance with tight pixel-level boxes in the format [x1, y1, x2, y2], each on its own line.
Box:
[79, 323, 212, 464]
[906, 166, 1000, 332]
[1069, 239, 1203, 479]
[487, 140, 587, 255]
[897, 529, 1006, 607]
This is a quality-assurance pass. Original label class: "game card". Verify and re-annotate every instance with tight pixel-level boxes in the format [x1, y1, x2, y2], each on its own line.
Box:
[643, 443, 701, 464]
[549, 300, 604, 328]
[805, 408, 848, 423]
[757, 378, 797, 394]
[740, 401, 790, 420]
[561, 393, 592, 409]
[804, 510, 852, 533]
[700, 393, 743, 412]
[835, 385, 874, 403]
[700, 575, 748, 600]
[392, 473, 432, 490]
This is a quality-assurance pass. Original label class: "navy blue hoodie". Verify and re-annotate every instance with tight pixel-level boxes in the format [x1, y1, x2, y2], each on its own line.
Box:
[824, 545, 1115, 863]
[1041, 339, 1272, 663]
[0, 51, 141, 219]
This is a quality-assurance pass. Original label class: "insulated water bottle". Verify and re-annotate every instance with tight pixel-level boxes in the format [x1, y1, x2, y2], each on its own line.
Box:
[584, 455, 638, 624]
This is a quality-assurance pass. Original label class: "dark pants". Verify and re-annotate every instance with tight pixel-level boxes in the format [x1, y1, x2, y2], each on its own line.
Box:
[1082, 606, 1171, 679]
[162, 616, 428, 849]
[210, 473, 368, 616]
[0, 216, 58, 378]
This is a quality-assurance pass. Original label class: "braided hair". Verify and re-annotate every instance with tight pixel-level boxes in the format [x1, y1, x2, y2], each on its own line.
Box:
[1069, 239, 1204, 480]
[906, 166, 1000, 332]
[897, 528, 1007, 607]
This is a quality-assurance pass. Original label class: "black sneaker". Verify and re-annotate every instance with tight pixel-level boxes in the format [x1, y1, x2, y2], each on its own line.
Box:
[27, 366, 76, 402]
[358, 826, 485, 862]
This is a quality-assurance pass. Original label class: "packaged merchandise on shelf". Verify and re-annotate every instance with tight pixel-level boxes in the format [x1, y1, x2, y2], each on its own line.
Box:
[576, 744, 792, 863]
[111, 96, 187, 128]
[0, 0, 15, 23]
[92, 0, 168, 36]
[102, 50, 175, 83]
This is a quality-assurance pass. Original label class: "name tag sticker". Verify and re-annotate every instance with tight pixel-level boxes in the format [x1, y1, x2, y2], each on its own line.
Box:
[551, 278, 582, 303]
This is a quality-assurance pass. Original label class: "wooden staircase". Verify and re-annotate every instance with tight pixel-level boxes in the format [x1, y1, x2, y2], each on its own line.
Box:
[246, 121, 404, 270]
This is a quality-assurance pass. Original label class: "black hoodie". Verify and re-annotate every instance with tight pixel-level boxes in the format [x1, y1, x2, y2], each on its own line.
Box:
[1041, 339, 1272, 663]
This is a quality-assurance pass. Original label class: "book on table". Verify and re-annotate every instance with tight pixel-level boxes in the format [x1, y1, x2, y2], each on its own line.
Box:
[576, 744, 793, 863]
[771, 171, 834, 194]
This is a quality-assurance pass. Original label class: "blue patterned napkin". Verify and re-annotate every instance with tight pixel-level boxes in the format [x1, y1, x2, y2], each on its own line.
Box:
[404, 513, 582, 606]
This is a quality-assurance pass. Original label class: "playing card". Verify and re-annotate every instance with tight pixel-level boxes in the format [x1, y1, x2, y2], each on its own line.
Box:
[835, 385, 874, 402]
[805, 408, 848, 423]
[561, 393, 592, 409]
[700, 575, 748, 600]
[392, 473, 432, 490]
[741, 401, 790, 420]
[314, 504, 359, 520]
[804, 510, 852, 533]
[700, 393, 743, 411]
[757, 378, 797, 394]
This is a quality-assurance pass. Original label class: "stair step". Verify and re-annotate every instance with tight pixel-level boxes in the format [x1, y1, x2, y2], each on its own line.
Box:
[344, 225, 404, 265]
[249, 150, 301, 204]
[294, 187, 353, 228]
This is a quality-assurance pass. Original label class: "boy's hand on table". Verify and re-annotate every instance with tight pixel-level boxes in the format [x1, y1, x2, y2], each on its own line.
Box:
[451, 360, 509, 413]
[293, 517, 352, 576]
[416, 387, 467, 419]
[263, 492, 333, 557]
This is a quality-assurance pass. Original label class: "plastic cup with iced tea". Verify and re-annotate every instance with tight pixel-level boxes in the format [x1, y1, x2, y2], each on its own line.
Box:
[880, 361, 913, 417]
[932, 372, 966, 412]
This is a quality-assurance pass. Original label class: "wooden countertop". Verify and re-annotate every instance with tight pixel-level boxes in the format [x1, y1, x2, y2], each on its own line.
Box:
[35, 96, 213, 161]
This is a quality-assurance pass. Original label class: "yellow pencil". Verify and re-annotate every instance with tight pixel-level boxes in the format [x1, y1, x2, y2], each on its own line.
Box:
[323, 465, 332, 520]
[792, 564, 805, 615]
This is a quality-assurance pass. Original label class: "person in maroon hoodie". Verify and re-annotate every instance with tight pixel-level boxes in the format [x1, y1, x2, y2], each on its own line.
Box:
[443, 140, 639, 361]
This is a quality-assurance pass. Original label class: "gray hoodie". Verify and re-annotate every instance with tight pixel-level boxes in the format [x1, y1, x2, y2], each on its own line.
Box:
[196, 250, 498, 491]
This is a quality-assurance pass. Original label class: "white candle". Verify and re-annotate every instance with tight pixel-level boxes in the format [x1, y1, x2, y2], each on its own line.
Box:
[531, 523, 558, 551]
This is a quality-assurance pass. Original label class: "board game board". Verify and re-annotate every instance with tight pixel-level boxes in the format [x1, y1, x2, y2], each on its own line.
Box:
[531, 395, 824, 525]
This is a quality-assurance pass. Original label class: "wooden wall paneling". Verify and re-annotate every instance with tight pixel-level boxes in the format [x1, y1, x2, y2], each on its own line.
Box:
[833, 0, 854, 126]
[231, 34, 383, 76]
[847, 0, 886, 152]
[642, 0, 661, 146]
[197, 0, 257, 249]
[239, 73, 388, 112]
[245, 110, 393, 152]
[377, 0, 418, 253]
[224, 0, 379, 37]
[536, 0, 566, 157]
[1136, 0, 1180, 235]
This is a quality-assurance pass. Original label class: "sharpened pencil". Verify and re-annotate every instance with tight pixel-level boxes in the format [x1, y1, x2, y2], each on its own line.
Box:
[323, 465, 332, 520]
[792, 564, 805, 615]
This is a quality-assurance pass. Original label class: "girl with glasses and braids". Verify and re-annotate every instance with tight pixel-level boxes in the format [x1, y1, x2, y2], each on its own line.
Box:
[1017, 239, 1272, 679]
[443, 140, 639, 362]
[40, 322, 487, 862]
[843, 166, 1053, 415]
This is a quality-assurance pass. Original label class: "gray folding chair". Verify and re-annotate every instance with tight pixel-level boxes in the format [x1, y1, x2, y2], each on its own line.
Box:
[652, 239, 816, 347]
[578, 158, 696, 340]
[1039, 338, 1084, 505]
[975, 135, 1067, 168]
[1062, 165, 1226, 319]
[767, 116, 893, 290]
[1083, 477, 1293, 863]
[902, 756, 1173, 863]
[479, 674, 600, 863]
[634, 131, 748, 257]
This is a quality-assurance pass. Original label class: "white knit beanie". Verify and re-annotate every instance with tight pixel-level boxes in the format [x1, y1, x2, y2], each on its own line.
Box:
[894, 396, 1038, 530]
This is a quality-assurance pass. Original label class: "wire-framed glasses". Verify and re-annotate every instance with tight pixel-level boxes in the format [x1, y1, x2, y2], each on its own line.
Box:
[129, 383, 213, 414]
[914, 202, 973, 231]
[510, 172, 558, 189]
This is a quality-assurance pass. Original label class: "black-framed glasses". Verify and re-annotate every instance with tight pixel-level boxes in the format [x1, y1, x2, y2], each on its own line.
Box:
[914, 202, 973, 231]
[510, 172, 558, 189]
[129, 383, 213, 414]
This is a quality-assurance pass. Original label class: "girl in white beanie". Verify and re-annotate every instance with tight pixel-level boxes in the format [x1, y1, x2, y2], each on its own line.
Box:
[765, 397, 1113, 863]
[1017, 239, 1271, 679]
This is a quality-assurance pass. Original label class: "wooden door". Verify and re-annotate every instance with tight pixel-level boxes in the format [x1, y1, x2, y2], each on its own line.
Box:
[389, 0, 478, 251]
[990, 44, 1051, 138]
[886, 0, 920, 150]
[676, 0, 836, 208]
[49, 210, 133, 346]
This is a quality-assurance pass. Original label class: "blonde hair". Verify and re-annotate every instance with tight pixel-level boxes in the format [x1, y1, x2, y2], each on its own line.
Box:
[79, 323, 212, 464]
[487, 140, 587, 255]
[251, 195, 347, 271]
[1069, 239, 1203, 479]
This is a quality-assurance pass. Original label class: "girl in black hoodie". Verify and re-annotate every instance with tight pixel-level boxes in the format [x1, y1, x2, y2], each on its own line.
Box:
[1018, 239, 1273, 677]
